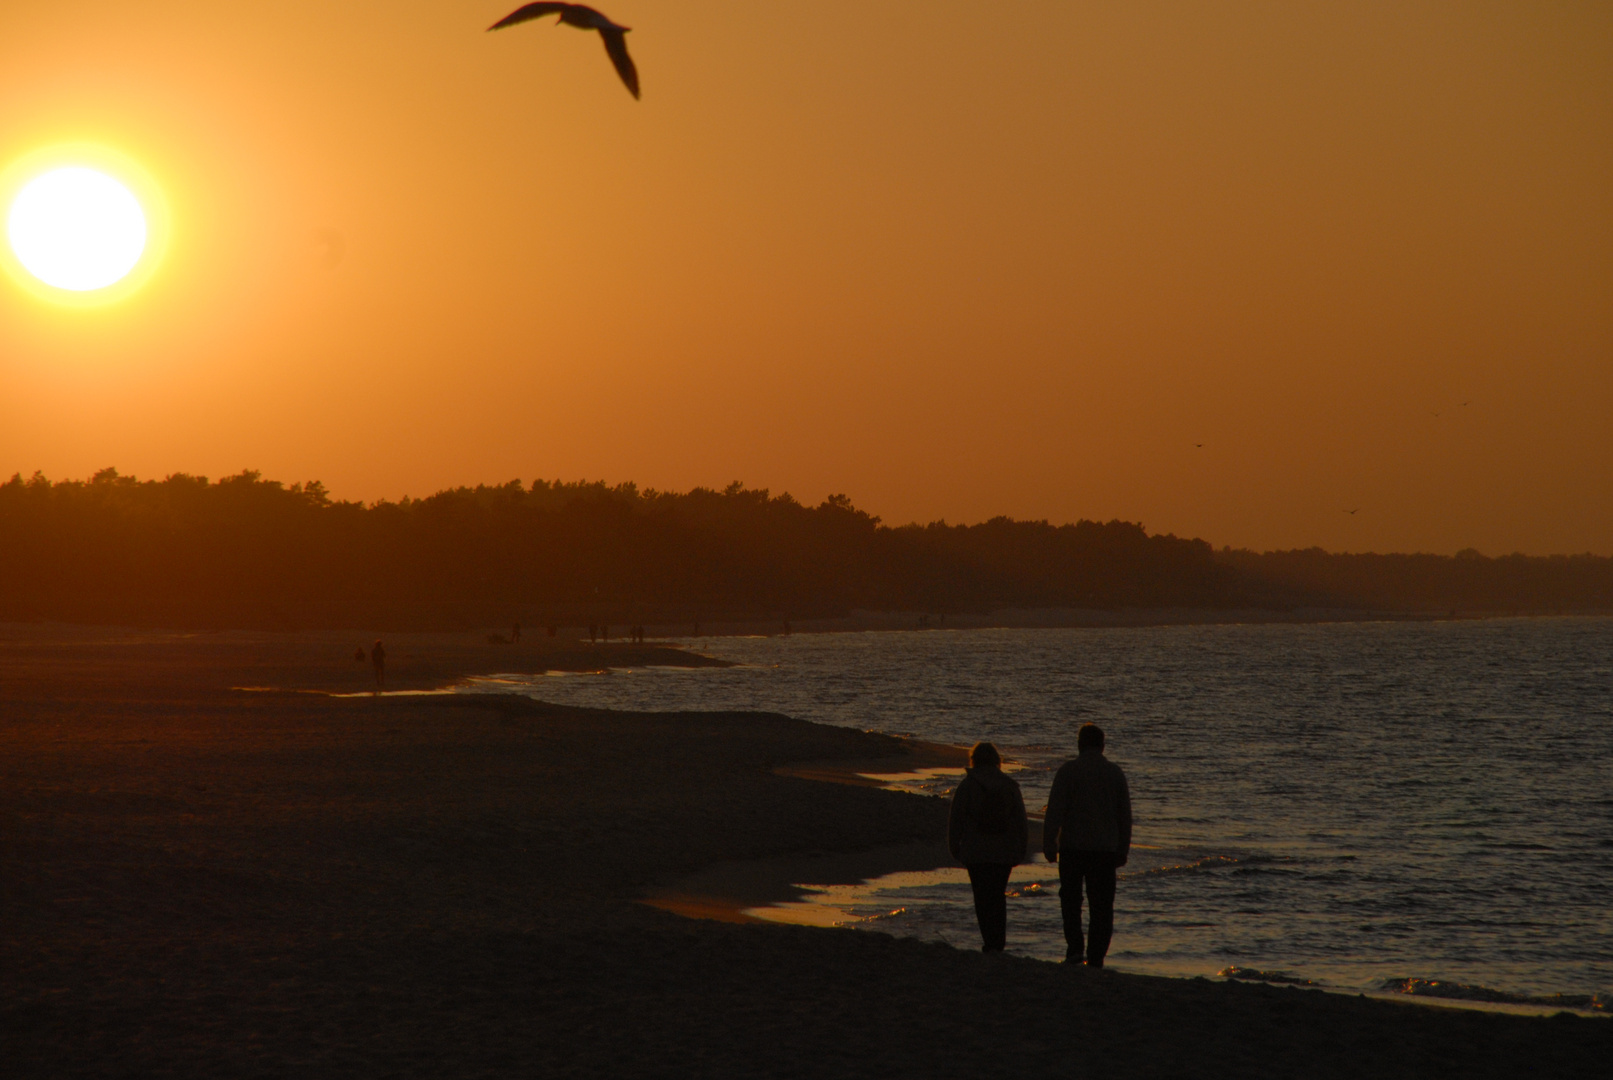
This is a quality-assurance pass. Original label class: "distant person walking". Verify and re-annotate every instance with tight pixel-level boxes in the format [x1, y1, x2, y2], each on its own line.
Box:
[948, 742, 1028, 952]
[1043, 723, 1132, 968]
[370, 640, 386, 691]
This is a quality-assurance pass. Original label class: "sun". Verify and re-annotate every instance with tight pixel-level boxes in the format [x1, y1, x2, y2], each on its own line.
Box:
[8, 168, 147, 291]
[0, 144, 168, 306]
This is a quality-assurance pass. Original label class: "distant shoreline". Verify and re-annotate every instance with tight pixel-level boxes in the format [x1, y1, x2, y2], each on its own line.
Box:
[10, 607, 1610, 650]
[619, 606, 1613, 640]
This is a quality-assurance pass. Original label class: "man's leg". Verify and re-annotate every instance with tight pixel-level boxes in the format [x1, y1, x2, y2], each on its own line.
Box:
[1057, 854, 1084, 961]
[1082, 854, 1118, 966]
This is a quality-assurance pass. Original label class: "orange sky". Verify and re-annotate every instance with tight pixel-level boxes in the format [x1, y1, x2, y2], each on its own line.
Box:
[1, 2, 1610, 554]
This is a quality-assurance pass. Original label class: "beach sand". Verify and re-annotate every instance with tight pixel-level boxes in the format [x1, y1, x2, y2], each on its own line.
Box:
[2, 625, 1606, 1077]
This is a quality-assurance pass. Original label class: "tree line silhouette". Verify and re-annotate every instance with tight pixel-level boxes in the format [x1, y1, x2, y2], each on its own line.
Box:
[1, 469, 1608, 630]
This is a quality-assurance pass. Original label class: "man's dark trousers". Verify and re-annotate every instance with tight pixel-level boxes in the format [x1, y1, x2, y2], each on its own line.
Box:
[1059, 850, 1117, 964]
[966, 863, 1013, 951]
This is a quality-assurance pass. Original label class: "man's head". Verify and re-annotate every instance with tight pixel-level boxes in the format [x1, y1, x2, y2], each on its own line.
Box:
[970, 741, 1001, 771]
[1077, 723, 1105, 753]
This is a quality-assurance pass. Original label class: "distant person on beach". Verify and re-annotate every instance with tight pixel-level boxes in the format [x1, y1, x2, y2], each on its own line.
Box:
[1043, 723, 1132, 968]
[948, 742, 1029, 952]
[370, 640, 386, 690]
[512, 622, 521, 644]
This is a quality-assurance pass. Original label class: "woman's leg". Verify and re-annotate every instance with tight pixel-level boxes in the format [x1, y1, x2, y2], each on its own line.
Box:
[967, 864, 1012, 951]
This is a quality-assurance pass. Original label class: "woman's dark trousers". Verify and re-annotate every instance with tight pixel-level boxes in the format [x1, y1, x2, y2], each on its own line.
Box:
[966, 863, 1014, 951]
[1059, 850, 1117, 965]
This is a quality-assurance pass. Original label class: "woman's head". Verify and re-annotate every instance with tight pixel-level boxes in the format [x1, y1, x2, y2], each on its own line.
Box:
[970, 741, 1001, 771]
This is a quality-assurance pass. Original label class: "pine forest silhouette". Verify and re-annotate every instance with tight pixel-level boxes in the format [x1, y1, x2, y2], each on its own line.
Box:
[2, 469, 1609, 630]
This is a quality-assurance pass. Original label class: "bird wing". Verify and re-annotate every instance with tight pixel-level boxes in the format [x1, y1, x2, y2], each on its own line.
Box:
[599, 27, 640, 98]
[488, 3, 570, 31]
[577, 6, 630, 31]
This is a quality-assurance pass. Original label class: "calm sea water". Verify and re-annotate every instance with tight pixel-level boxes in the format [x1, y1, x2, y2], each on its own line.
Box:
[465, 619, 1612, 1008]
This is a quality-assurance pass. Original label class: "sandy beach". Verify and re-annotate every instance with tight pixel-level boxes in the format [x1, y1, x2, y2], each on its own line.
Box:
[2, 625, 1606, 1078]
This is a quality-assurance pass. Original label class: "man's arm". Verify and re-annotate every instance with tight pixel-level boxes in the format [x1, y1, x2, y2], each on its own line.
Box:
[1042, 766, 1068, 862]
[1115, 767, 1132, 867]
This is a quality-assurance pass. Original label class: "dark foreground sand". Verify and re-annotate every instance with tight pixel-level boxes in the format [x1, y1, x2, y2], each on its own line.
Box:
[2, 627, 1607, 1078]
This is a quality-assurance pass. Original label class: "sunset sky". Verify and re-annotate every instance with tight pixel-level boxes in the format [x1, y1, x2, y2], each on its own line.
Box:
[1, 2, 1609, 555]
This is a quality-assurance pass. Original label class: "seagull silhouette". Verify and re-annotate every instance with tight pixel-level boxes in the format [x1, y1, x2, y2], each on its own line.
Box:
[488, 3, 640, 99]
[1344, 508, 1361, 515]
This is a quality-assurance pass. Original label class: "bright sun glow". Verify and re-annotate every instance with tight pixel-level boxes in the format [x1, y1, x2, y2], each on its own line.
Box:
[7, 167, 148, 292]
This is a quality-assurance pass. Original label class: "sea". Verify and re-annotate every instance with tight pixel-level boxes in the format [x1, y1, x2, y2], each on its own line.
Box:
[463, 618, 1612, 1011]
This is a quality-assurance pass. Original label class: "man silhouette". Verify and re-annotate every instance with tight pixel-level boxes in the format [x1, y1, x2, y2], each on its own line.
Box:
[1043, 723, 1131, 967]
[370, 640, 386, 691]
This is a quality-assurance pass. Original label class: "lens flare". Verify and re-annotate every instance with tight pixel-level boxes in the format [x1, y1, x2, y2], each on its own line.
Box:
[7, 167, 148, 291]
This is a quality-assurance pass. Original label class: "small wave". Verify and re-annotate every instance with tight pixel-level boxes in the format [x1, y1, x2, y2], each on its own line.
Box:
[862, 907, 907, 921]
[1379, 978, 1609, 1012]
[1219, 966, 1318, 986]
[464, 670, 609, 681]
[1006, 882, 1054, 899]
[1129, 854, 1246, 877]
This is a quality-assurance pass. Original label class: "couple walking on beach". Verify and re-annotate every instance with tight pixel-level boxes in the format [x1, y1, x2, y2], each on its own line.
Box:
[947, 723, 1132, 965]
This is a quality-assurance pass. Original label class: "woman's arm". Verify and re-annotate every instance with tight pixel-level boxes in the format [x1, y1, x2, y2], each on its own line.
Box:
[947, 779, 970, 861]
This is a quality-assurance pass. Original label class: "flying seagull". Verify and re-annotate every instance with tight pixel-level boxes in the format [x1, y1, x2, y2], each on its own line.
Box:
[1344, 508, 1361, 515]
[488, 3, 640, 99]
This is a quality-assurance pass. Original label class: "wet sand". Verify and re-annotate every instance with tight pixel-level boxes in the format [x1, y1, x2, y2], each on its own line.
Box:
[2, 626, 1607, 1077]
